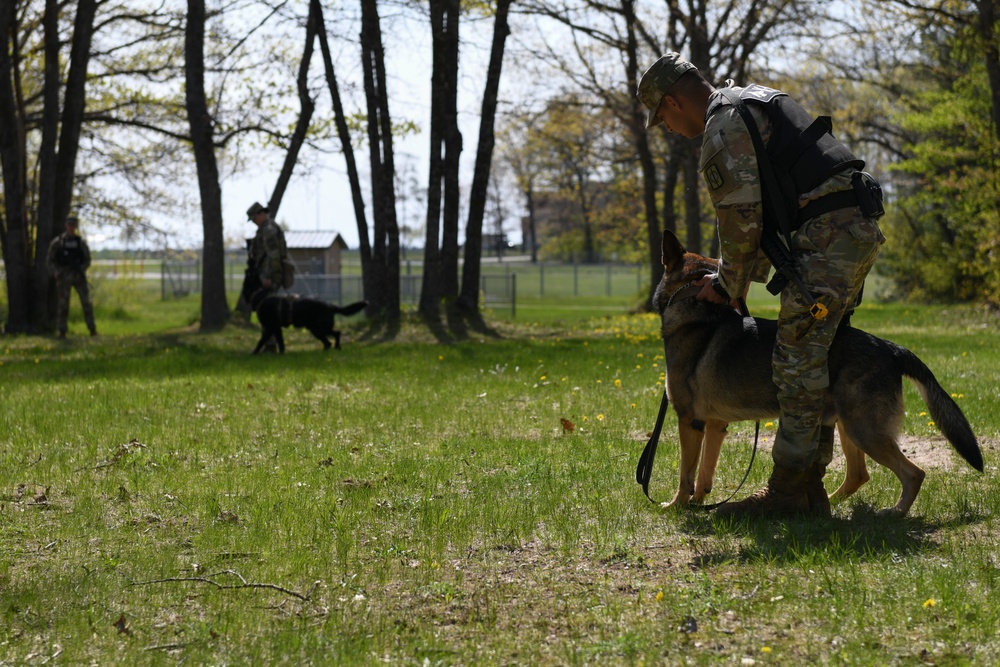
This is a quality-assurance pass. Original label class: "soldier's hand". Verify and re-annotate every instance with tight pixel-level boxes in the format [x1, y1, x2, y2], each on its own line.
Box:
[694, 274, 729, 305]
[262, 278, 272, 288]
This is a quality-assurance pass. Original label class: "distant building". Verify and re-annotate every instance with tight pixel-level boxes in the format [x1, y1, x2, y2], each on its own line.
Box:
[283, 230, 348, 274]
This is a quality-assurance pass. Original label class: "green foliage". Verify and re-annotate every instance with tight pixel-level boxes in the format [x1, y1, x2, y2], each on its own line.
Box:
[883, 49, 1000, 305]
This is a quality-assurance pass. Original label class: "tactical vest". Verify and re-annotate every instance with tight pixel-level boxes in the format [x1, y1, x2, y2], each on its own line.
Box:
[58, 235, 85, 267]
[715, 84, 865, 221]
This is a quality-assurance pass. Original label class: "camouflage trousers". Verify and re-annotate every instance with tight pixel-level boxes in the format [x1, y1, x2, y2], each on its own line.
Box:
[55, 270, 96, 335]
[771, 209, 885, 471]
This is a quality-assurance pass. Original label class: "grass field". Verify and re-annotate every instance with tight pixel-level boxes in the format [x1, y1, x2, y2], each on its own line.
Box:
[1, 282, 999, 665]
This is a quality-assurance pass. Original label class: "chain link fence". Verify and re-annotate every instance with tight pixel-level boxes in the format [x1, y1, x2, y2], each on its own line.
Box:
[161, 257, 647, 318]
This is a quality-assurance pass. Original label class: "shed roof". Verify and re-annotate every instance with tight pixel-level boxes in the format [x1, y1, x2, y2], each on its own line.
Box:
[284, 230, 348, 250]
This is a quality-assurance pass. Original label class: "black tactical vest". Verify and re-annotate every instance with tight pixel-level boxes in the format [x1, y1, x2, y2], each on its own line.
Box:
[718, 84, 865, 218]
[58, 235, 84, 267]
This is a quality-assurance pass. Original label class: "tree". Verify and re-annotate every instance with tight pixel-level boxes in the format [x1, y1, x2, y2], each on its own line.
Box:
[516, 0, 839, 306]
[185, 0, 229, 331]
[360, 0, 401, 324]
[0, 0, 98, 334]
[457, 0, 514, 315]
[420, 0, 463, 319]
[314, 0, 374, 307]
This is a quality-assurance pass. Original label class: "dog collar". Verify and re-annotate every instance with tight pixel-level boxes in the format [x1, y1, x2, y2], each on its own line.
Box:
[665, 282, 703, 308]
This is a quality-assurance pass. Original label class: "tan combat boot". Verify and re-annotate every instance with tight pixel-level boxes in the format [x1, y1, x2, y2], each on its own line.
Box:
[715, 464, 810, 519]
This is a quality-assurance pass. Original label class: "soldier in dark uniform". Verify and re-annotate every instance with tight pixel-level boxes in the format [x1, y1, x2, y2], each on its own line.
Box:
[246, 202, 288, 351]
[638, 54, 885, 519]
[47, 216, 97, 338]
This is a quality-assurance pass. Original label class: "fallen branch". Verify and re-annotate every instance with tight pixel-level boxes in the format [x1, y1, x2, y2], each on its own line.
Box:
[131, 569, 320, 602]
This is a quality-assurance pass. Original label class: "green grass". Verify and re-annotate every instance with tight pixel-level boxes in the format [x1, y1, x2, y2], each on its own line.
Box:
[1, 281, 999, 665]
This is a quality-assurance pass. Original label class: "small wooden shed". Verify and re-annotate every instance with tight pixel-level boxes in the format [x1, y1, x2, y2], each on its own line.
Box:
[284, 230, 348, 274]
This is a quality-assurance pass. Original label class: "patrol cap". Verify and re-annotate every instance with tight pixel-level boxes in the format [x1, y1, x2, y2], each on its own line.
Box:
[65, 216, 79, 228]
[637, 53, 697, 128]
[246, 202, 268, 220]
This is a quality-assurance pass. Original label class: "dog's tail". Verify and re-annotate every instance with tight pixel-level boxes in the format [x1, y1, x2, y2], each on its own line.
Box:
[333, 301, 368, 317]
[896, 344, 983, 471]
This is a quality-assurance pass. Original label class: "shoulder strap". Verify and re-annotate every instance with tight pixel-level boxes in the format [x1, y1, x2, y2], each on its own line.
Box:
[717, 88, 796, 243]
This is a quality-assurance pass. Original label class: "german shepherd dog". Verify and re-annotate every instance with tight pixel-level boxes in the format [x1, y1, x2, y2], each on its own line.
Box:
[250, 291, 367, 354]
[652, 230, 982, 517]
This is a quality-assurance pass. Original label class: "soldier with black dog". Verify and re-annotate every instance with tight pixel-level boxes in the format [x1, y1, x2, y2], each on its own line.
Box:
[246, 202, 289, 352]
[47, 216, 97, 338]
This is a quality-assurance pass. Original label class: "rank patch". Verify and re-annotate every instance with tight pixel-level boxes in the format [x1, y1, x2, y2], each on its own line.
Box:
[706, 164, 725, 190]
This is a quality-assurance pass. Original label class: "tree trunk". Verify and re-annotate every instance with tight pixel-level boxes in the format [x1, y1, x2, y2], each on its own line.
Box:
[315, 0, 373, 303]
[458, 0, 512, 313]
[976, 0, 1000, 144]
[185, 0, 229, 331]
[31, 0, 62, 333]
[681, 139, 702, 254]
[439, 0, 462, 302]
[360, 0, 400, 323]
[268, 2, 317, 217]
[420, 0, 444, 317]
[621, 0, 661, 309]
[525, 182, 538, 262]
[52, 0, 97, 228]
[30, 0, 97, 333]
[0, 0, 30, 334]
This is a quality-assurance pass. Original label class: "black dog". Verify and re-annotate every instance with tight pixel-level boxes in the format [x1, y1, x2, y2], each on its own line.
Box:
[251, 293, 367, 354]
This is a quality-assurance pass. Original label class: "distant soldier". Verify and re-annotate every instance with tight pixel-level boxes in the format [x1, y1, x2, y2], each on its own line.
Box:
[47, 216, 97, 338]
[246, 202, 288, 292]
[246, 201, 288, 352]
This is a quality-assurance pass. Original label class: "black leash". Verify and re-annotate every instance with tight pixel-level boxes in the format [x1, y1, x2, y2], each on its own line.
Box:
[635, 295, 761, 510]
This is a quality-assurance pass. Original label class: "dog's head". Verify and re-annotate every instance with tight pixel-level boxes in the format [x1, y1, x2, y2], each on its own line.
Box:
[651, 230, 719, 314]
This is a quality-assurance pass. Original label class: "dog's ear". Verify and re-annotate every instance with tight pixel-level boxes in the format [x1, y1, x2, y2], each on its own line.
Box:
[661, 230, 685, 268]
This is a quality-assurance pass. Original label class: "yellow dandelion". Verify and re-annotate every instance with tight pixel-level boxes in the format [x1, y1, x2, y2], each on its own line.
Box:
[928, 421, 935, 427]
[923, 598, 936, 608]
[637, 353, 644, 358]
[951, 393, 958, 398]
[583, 416, 588, 422]
[765, 421, 775, 428]
[635, 364, 642, 369]
[919, 411, 927, 417]
[540, 375, 547, 381]
[35, 358, 40, 364]
[597, 380, 602, 384]
[761, 647, 772, 654]
[655, 591, 664, 602]
[597, 414, 605, 421]
[438, 355, 444, 361]
[615, 379, 622, 388]
[631, 403, 637, 409]
[958, 393, 964, 398]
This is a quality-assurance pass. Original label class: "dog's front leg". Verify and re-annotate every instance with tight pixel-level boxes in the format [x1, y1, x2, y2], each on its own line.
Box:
[693, 420, 728, 502]
[664, 418, 705, 508]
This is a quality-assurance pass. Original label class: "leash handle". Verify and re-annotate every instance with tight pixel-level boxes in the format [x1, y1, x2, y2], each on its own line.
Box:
[635, 390, 670, 503]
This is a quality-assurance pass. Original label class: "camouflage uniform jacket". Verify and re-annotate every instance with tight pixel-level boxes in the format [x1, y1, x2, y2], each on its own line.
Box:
[47, 231, 92, 276]
[699, 84, 856, 299]
[250, 220, 287, 286]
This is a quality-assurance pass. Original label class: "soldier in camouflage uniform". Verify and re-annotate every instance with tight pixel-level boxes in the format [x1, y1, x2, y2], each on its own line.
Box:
[246, 201, 288, 351]
[47, 216, 97, 338]
[638, 53, 885, 519]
